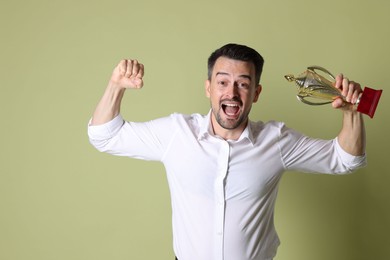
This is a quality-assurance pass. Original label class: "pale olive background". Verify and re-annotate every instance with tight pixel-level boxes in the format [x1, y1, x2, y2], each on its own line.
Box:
[1, 0, 389, 259]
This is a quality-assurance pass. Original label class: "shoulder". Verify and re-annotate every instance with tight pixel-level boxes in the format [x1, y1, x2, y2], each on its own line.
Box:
[169, 112, 208, 138]
[170, 112, 207, 125]
[170, 112, 206, 119]
[249, 119, 287, 135]
[249, 119, 305, 143]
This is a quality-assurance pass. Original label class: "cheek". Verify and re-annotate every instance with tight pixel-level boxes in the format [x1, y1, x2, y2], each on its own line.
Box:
[210, 95, 223, 109]
[211, 96, 220, 106]
[208, 88, 221, 100]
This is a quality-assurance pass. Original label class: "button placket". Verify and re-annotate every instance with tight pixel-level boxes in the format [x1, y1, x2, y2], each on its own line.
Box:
[214, 140, 230, 259]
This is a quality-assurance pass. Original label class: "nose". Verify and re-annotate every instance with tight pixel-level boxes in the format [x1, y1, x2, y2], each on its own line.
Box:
[225, 82, 239, 99]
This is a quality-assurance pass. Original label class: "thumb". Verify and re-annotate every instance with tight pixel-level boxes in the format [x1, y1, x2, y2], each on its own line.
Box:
[332, 98, 344, 109]
[332, 97, 355, 112]
[131, 77, 143, 88]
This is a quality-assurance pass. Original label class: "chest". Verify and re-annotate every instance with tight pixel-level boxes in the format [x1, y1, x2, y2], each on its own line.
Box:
[163, 133, 285, 201]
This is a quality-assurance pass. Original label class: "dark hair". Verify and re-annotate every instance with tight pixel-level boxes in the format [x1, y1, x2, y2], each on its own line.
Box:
[207, 43, 265, 84]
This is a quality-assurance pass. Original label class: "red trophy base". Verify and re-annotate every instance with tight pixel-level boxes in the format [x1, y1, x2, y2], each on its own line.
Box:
[357, 87, 383, 118]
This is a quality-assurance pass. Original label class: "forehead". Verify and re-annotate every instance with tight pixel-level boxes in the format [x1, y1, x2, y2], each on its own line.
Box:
[213, 57, 255, 77]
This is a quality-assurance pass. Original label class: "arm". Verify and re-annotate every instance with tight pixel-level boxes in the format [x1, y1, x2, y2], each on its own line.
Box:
[91, 59, 144, 125]
[332, 74, 366, 156]
[88, 59, 175, 161]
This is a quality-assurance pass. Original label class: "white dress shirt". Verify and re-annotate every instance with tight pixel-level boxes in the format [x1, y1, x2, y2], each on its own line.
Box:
[88, 110, 366, 260]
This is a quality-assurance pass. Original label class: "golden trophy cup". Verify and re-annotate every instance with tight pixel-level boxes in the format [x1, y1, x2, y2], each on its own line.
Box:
[285, 66, 383, 118]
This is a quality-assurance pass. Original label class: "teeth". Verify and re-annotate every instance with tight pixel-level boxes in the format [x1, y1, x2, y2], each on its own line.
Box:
[223, 104, 239, 107]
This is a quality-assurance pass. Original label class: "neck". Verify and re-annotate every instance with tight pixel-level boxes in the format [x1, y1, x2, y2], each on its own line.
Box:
[210, 115, 247, 141]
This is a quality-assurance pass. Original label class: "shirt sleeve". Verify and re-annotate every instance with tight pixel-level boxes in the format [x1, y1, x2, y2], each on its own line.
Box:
[88, 114, 175, 161]
[278, 124, 367, 174]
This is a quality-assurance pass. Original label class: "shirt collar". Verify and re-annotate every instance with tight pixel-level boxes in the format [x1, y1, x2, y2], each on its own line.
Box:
[197, 109, 255, 145]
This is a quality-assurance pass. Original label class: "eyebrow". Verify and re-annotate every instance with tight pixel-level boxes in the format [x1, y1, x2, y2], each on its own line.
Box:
[215, 72, 252, 81]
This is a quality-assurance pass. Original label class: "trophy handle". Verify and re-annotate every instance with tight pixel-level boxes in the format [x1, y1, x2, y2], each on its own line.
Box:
[297, 96, 333, 105]
[307, 66, 336, 81]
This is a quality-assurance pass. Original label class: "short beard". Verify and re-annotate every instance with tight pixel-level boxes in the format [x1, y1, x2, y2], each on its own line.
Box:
[214, 107, 248, 130]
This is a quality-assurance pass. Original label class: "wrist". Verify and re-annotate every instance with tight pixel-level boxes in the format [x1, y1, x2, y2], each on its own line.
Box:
[107, 80, 127, 93]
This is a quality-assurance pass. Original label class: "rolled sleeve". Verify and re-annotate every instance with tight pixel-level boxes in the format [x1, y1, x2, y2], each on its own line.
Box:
[335, 137, 367, 171]
[88, 115, 125, 141]
[87, 115, 125, 153]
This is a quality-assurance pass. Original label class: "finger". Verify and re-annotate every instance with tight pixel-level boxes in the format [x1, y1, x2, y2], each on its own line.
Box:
[137, 63, 145, 78]
[136, 63, 145, 88]
[342, 77, 349, 98]
[118, 59, 127, 76]
[350, 81, 362, 104]
[345, 81, 356, 103]
[125, 59, 134, 78]
[132, 59, 140, 76]
[335, 74, 343, 90]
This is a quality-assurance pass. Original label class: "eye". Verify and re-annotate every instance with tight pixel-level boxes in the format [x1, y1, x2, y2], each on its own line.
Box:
[218, 80, 227, 87]
[238, 82, 250, 89]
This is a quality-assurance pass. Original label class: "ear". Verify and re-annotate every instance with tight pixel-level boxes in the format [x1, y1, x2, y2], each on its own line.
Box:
[205, 79, 211, 98]
[253, 84, 262, 103]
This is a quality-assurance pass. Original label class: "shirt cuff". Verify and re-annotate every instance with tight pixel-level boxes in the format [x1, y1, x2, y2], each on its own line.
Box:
[88, 115, 124, 140]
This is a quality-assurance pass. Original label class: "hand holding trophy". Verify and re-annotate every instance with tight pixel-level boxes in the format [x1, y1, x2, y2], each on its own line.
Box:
[285, 66, 383, 118]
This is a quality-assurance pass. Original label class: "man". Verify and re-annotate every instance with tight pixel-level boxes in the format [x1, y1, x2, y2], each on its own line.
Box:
[88, 43, 366, 260]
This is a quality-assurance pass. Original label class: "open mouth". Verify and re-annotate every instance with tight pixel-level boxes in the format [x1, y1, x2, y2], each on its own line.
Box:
[221, 103, 241, 117]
